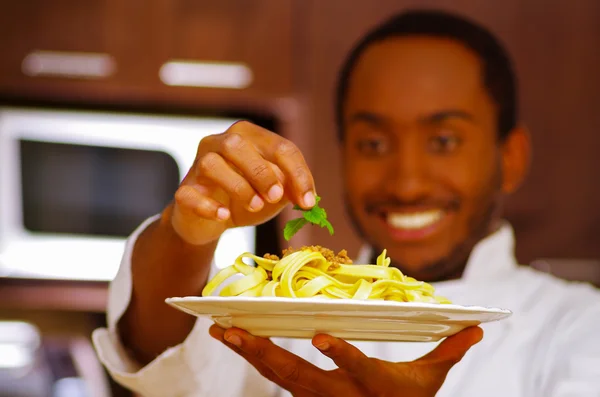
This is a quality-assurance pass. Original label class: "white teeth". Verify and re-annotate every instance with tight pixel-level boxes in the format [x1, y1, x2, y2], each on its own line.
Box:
[387, 210, 444, 230]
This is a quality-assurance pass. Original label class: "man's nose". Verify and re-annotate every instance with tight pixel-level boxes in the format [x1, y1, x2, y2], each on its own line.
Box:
[385, 140, 432, 202]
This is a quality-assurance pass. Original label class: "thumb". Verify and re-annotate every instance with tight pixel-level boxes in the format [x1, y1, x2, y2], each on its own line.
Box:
[416, 326, 483, 370]
[312, 334, 375, 377]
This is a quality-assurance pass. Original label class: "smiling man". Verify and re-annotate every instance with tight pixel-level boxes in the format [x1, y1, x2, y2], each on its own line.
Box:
[339, 30, 515, 283]
[93, 10, 600, 397]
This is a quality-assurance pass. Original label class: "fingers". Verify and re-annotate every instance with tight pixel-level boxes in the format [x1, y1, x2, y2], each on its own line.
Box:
[270, 139, 316, 209]
[313, 328, 482, 381]
[174, 184, 230, 221]
[417, 326, 484, 369]
[312, 334, 377, 378]
[191, 120, 315, 219]
[208, 326, 288, 388]
[212, 326, 339, 394]
[214, 133, 284, 205]
[196, 152, 265, 212]
[224, 121, 316, 209]
[209, 325, 320, 397]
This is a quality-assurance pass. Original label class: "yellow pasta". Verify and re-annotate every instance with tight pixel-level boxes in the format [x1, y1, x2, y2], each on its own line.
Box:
[202, 249, 451, 304]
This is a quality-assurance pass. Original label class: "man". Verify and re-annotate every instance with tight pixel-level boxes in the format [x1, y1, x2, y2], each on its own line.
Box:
[93, 10, 600, 397]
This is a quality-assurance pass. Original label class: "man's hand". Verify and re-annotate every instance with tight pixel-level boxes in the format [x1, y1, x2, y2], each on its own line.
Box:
[172, 120, 316, 246]
[209, 325, 483, 397]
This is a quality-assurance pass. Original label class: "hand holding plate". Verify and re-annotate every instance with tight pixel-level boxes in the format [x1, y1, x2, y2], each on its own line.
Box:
[209, 325, 483, 397]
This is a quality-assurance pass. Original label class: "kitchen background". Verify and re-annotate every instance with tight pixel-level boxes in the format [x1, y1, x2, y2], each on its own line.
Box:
[0, 0, 599, 396]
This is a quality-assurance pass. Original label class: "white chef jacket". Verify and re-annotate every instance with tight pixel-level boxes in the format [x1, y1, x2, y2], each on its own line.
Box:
[92, 216, 600, 397]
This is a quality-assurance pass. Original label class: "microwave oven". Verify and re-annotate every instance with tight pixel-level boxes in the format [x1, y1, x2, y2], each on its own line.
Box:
[0, 107, 271, 281]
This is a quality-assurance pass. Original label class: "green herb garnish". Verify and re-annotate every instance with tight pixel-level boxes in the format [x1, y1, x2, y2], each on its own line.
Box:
[283, 195, 334, 241]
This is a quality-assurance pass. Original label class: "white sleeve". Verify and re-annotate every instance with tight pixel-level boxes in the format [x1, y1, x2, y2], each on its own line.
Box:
[91, 215, 277, 397]
[542, 285, 600, 397]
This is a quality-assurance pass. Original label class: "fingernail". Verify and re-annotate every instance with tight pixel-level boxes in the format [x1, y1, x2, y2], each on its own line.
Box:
[225, 334, 242, 348]
[249, 195, 264, 211]
[314, 341, 330, 351]
[267, 184, 283, 202]
[303, 191, 316, 208]
[216, 207, 230, 221]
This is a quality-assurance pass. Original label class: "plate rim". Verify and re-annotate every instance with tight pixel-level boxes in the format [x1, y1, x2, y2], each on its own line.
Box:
[165, 296, 513, 315]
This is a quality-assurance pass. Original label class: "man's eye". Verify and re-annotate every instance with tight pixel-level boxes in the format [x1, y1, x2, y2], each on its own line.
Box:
[429, 135, 461, 153]
[356, 138, 388, 155]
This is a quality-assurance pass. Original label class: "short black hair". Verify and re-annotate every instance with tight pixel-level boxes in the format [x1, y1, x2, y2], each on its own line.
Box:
[335, 9, 518, 141]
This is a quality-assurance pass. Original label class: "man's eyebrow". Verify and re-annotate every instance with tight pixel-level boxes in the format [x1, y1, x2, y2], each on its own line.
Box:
[419, 110, 475, 124]
[347, 111, 387, 126]
[347, 110, 476, 127]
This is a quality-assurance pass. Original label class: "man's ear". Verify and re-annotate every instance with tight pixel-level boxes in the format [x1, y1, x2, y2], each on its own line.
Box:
[501, 125, 531, 194]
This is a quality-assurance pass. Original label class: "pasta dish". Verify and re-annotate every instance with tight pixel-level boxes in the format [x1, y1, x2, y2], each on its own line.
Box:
[202, 246, 450, 304]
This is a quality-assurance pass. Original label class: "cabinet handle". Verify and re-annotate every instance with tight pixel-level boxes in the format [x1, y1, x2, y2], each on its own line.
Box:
[159, 60, 252, 89]
[22, 51, 116, 79]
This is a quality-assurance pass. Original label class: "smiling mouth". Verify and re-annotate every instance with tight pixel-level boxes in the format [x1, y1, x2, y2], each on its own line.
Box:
[373, 209, 448, 242]
[387, 210, 445, 229]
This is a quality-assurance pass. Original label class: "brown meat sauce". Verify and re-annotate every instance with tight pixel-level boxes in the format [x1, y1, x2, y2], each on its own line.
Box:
[263, 245, 353, 266]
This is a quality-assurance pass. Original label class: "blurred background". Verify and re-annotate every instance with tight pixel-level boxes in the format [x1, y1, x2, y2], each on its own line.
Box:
[0, 0, 598, 396]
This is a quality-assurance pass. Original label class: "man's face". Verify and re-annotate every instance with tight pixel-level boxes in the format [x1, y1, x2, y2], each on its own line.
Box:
[343, 37, 508, 282]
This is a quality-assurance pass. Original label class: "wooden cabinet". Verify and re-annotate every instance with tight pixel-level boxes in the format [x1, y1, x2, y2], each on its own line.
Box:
[0, 0, 130, 95]
[150, 0, 294, 96]
[0, 0, 294, 105]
